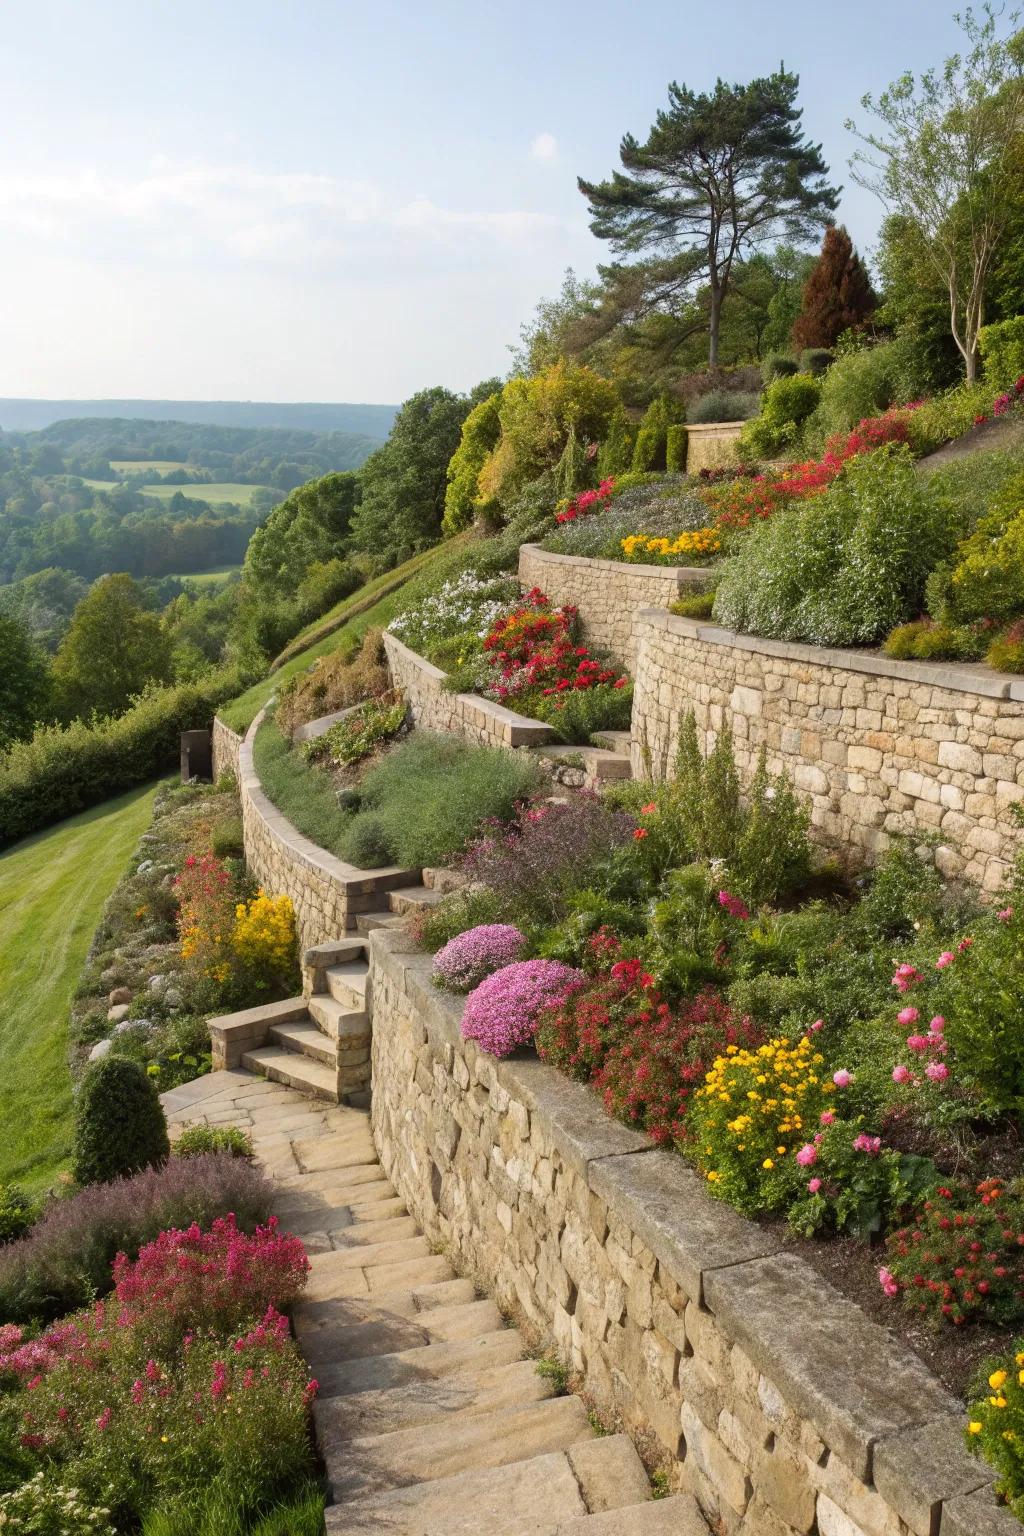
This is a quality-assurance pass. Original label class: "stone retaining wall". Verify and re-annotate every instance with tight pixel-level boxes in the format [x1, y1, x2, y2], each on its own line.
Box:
[382, 630, 554, 750]
[630, 610, 1024, 892]
[518, 544, 706, 670]
[368, 925, 1012, 1536]
[212, 715, 242, 782]
[684, 421, 744, 474]
[237, 708, 413, 952]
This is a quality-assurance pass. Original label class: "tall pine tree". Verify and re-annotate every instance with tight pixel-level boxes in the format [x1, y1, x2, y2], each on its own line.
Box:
[791, 225, 876, 350]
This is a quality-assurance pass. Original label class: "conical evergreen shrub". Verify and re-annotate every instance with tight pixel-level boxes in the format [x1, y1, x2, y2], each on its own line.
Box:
[73, 1055, 170, 1186]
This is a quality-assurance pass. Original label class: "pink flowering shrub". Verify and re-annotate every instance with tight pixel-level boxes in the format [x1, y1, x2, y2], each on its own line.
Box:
[432, 924, 527, 993]
[461, 959, 585, 1057]
[109, 1213, 308, 1351]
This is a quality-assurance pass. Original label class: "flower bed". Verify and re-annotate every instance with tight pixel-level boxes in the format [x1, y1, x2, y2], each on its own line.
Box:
[414, 714, 1024, 1419]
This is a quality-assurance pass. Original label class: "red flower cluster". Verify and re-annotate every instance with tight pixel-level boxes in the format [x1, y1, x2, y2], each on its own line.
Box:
[482, 588, 627, 703]
[882, 1179, 1024, 1326]
[702, 407, 915, 529]
[974, 374, 1024, 426]
[536, 953, 758, 1146]
[555, 477, 615, 524]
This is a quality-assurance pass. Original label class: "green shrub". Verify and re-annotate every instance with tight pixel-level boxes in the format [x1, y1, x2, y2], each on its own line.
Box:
[665, 424, 687, 473]
[0, 1185, 36, 1245]
[979, 315, 1024, 391]
[987, 622, 1024, 673]
[342, 812, 398, 868]
[305, 692, 407, 768]
[352, 734, 543, 868]
[0, 1474, 116, 1534]
[443, 390, 503, 534]
[687, 390, 760, 424]
[939, 903, 1024, 1117]
[631, 426, 663, 473]
[714, 447, 957, 646]
[905, 383, 994, 456]
[0, 668, 247, 849]
[72, 1056, 170, 1186]
[597, 404, 638, 478]
[808, 342, 901, 441]
[800, 348, 834, 377]
[210, 815, 245, 860]
[532, 682, 633, 745]
[739, 373, 821, 457]
[762, 354, 799, 385]
[943, 474, 1024, 623]
[670, 589, 716, 618]
[173, 1124, 253, 1159]
[882, 619, 987, 662]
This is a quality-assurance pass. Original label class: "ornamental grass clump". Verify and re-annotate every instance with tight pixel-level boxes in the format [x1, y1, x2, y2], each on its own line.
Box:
[432, 924, 526, 992]
[461, 959, 584, 1057]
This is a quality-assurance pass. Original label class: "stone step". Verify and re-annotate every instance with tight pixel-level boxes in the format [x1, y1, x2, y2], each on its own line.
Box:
[315, 1327, 526, 1398]
[305, 1252, 454, 1305]
[295, 1278, 478, 1345]
[421, 867, 466, 893]
[542, 744, 632, 781]
[546, 1496, 711, 1536]
[309, 1233, 435, 1275]
[566, 1436, 651, 1514]
[324, 961, 369, 1009]
[240, 1047, 338, 1102]
[301, 1299, 504, 1373]
[323, 1448, 589, 1536]
[291, 1130, 377, 1175]
[267, 1020, 337, 1068]
[329, 1213, 419, 1247]
[388, 885, 444, 915]
[306, 993, 369, 1042]
[329, 1392, 594, 1502]
[591, 729, 632, 753]
[355, 909, 405, 934]
[314, 1357, 554, 1443]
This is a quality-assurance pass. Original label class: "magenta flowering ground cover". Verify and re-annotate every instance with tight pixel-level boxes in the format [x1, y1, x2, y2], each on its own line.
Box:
[432, 923, 526, 992]
[461, 958, 585, 1057]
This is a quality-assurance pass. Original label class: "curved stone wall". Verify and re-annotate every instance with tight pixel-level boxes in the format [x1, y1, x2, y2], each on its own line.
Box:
[212, 715, 242, 782]
[518, 543, 705, 670]
[631, 608, 1024, 891]
[237, 707, 414, 952]
[367, 925, 1007, 1536]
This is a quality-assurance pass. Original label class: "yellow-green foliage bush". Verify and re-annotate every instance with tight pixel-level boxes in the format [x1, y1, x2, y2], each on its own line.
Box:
[442, 391, 503, 534]
[740, 373, 821, 457]
[476, 362, 618, 505]
[905, 383, 993, 456]
[945, 473, 1024, 623]
[979, 315, 1024, 391]
[666, 423, 688, 473]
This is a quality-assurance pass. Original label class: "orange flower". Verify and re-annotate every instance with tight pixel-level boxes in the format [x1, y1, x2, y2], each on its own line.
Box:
[633, 828, 649, 840]
[640, 801, 658, 815]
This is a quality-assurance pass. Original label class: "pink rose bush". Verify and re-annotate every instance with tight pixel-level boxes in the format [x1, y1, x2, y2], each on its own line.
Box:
[432, 924, 527, 993]
[461, 959, 585, 1057]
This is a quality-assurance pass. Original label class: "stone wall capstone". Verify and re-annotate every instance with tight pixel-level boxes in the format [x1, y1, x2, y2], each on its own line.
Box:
[518, 544, 706, 670]
[629, 609, 1024, 892]
[368, 926, 1012, 1536]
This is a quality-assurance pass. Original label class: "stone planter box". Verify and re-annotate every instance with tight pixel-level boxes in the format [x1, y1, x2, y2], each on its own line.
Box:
[368, 925, 1013, 1536]
[683, 420, 745, 474]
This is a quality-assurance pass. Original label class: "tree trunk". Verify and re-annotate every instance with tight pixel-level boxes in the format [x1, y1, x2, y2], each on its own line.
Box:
[708, 288, 722, 368]
[965, 347, 978, 385]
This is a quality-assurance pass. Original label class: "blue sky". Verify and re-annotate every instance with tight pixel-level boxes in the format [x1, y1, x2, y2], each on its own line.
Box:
[0, 0, 970, 403]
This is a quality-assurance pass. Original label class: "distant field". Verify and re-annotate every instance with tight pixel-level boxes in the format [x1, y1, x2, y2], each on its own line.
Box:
[173, 565, 240, 587]
[82, 477, 269, 507]
[109, 459, 189, 474]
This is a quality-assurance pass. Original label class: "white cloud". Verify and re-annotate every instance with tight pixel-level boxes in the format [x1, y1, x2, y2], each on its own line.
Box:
[0, 158, 577, 271]
[530, 132, 558, 162]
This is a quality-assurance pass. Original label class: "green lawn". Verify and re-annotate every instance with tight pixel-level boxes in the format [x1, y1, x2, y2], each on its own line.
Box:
[137, 481, 268, 506]
[0, 783, 161, 1194]
[172, 565, 240, 587]
[219, 542, 463, 735]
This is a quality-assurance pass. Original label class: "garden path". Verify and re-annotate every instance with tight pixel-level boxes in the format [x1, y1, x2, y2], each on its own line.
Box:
[161, 1069, 710, 1536]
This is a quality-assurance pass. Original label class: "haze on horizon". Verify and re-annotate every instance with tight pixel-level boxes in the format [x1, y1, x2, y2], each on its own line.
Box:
[0, 0, 969, 405]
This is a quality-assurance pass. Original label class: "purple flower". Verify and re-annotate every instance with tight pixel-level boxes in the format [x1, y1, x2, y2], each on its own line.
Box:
[461, 959, 585, 1058]
[432, 924, 526, 993]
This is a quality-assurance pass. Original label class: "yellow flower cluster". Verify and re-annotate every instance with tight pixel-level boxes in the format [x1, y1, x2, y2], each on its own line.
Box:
[180, 923, 231, 984]
[233, 891, 297, 980]
[691, 1036, 830, 1205]
[620, 528, 721, 561]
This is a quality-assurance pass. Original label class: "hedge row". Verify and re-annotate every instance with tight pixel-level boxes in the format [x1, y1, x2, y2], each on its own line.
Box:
[0, 668, 247, 847]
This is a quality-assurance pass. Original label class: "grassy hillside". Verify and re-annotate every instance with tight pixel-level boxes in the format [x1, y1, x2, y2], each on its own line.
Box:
[0, 782, 160, 1193]
[219, 541, 465, 734]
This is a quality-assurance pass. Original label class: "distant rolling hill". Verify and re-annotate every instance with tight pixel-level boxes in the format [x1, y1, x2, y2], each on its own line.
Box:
[0, 397, 397, 438]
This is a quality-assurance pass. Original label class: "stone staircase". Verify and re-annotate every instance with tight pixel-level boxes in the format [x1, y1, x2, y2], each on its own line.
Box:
[537, 729, 633, 790]
[161, 1071, 710, 1536]
[209, 876, 446, 1104]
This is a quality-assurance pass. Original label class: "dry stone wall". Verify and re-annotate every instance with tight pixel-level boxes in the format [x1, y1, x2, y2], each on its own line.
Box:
[212, 715, 242, 782]
[630, 610, 1024, 892]
[683, 421, 745, 474]
[518, 544, 705, 670]
[368, 926, 1012, 1536]
[382, 630, 554, 749]
[237, 708, 413, 952]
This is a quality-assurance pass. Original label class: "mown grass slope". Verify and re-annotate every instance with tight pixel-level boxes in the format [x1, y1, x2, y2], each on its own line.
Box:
[0, 782, 160, 1193]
